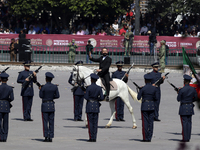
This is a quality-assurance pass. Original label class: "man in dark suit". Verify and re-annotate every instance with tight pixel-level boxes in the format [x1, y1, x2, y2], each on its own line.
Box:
[89, 48, 112, 101]
[39, 72, 60, 142]
[149, 62, 165, 121]
[17, 61, 37, 121]
[137, 73, 158, 142]
[84, 73, 104, 142]
[177, 75, 197, 142]
[0, 73, 14, 142]
[112, 61, 128, 121]
[68, 61, 85, 121]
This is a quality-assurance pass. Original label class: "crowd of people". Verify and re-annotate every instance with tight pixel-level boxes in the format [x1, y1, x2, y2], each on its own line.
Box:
[1, 1, 200, 37]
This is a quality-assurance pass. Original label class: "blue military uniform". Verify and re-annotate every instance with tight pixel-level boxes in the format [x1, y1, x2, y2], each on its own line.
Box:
[0, 73, 14, 142]
[39, 72, 60, 142]
[84, 73, 104, 142]
[149, 62, 163, 121]
[68, 61, 85, 121]
[112, 61, 128, 121]
[177, 75, 197, 142]
[17, 61, 36, 121]
[137, 74, 158, 142]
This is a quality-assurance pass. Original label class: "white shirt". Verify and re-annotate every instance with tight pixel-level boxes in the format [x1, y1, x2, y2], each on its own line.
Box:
[28, 30, 36, 34]
[140, 26, 148, 34]
[112, 24, 119, 31]
[174, 33, 182, 37]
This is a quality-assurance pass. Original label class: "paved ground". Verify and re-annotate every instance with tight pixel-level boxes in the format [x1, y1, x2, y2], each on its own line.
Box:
[1, 67, 200, 150]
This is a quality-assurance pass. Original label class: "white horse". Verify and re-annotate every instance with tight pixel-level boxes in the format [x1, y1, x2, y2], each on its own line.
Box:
[71, 65, 141, 129]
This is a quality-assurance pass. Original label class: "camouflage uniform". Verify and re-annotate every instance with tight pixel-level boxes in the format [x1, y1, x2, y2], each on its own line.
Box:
[158, 40, 166, 73]
[124, 28, 134, 56]
[68, 39, 78, 63]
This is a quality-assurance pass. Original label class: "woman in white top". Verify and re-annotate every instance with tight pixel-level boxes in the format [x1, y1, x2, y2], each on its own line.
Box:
[112, 20, 119, 31]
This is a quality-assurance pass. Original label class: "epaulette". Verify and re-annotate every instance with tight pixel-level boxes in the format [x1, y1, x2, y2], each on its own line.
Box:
[18, 71, 22, 73]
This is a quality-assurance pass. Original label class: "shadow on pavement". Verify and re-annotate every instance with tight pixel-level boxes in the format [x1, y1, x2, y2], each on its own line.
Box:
[63, 126, 86, 129]
[166, 132, 181, 135]
[168, 139, 182, 142]
[76, 139, 88, 142]
[12, 118, 24, 121]
[129, 139, 143, 142]
[63, 118, 75, 121]
[32, 139, 45, 142]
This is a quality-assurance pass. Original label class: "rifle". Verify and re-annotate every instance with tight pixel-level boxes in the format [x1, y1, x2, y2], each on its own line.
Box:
[35, 81, 59, 89]
[1, 67, 9, 73]
[131, 79, 142, 90]
[121, 62, 134, 81]
[22, 66, 42, 89]
[154, 72, 169, 86]
[167, 80, 179, 92]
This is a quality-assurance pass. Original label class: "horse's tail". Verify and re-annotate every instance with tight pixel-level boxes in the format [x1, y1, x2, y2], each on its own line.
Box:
[127, 85, 142, 103]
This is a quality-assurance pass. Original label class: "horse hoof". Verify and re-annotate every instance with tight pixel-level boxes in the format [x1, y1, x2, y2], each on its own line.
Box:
[105, 125, 110, 128]
[132, 126, 137, 129]
[86, 125, 88, 128]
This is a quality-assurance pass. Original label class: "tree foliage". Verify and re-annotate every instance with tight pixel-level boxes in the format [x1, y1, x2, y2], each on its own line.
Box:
[8, 0, 131, 21]
[148, 0, 200, 17]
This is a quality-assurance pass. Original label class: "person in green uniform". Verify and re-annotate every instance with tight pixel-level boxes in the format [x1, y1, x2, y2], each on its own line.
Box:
[158, 40, 166, 73]
[124, 27, 134, 56]
[68, 39, 78, 63]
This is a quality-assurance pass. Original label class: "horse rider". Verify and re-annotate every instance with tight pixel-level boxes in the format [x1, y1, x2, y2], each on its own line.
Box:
[112, 61, 128, 121]
[68, 61, 85, 121]
[89, 47, 112, 101]
[84, 73, 104, 142]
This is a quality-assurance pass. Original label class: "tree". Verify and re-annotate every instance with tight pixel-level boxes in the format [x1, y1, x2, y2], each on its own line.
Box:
[8, 0, 132, 26]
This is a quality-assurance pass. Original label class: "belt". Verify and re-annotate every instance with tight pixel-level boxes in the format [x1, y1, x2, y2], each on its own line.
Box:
[143, 100, 154, 102]
[43, 100, 54, 103]
[181, 102, 193, 105]
[88, 100, 98, 102]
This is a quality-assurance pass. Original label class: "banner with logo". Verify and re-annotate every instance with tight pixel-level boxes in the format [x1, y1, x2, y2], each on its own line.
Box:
[0, 34, 199, 52]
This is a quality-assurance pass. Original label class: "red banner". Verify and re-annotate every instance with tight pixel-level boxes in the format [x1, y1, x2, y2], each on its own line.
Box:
[0, 34, 199, 52]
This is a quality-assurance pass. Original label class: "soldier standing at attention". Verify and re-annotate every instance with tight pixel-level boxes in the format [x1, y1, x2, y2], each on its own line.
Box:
[84, 73, 104, 142]
[137, 73, 158, 142]
[149, 62, 165, 121]
[68, 39, 78, 63]
[177, 75, 197, 142]
[124, 27, 134, 56]
[0, 73, 14, 142]
[112, 61, 128, 121]
[39, 72, 60, 142]
[68, 61, 85, 121]
[158, 40, 166, 73]
[17, 61, 37, 121]
[89, 47, 112, 101]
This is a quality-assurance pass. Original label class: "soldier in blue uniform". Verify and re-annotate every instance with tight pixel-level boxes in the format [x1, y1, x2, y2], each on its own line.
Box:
[84, 73, 104, 142]
[177, 75, 197, 142]
[39, 72, 60, 142]
[68, 61, 85, 121]
[0, 73, 14, 142]
[149, 62, 165, 121]
[112, 61, 128, 121]
[137, 73, 158, 142]
[17, 61, 37, 121]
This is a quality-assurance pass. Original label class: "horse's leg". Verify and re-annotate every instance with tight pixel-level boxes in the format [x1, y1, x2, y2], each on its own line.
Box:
[105, 100, 116, 128]
[120, 93, 137, 129]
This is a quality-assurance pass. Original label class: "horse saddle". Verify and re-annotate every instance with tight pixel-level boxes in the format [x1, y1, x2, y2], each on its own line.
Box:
[100, 78, 118, 91]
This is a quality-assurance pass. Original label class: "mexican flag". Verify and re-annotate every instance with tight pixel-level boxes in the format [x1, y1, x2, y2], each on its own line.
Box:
[182, 47, 200, 104]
